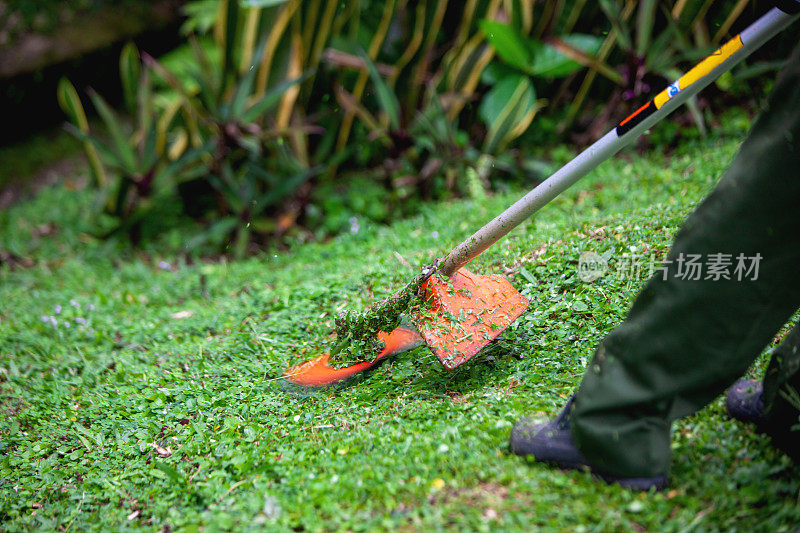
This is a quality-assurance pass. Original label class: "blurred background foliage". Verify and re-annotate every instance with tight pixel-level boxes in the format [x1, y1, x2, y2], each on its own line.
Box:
[1, 1, 136, 42]
[8, 0, 787, 257]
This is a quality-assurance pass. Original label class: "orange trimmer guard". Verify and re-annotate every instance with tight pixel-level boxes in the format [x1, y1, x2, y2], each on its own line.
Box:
[283, 326, 424, 387]
[411, 268, 529, 369]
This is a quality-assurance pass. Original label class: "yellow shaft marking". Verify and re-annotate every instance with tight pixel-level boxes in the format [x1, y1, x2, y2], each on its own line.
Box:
[654, 34, 744, 109]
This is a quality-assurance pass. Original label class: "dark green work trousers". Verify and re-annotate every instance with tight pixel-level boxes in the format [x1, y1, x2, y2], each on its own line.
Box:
[571, 45, 800, 478]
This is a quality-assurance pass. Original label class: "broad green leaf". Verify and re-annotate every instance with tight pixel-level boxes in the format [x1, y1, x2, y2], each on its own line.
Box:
[56, 78, 89, 131]
[57, 90, 106, 187]
[140, 125, 159, 171]
[119, 42, 141, 112]
[479, 61, 517, 85]
[136, 69, 154, 137]
[358, 48, 401, 130]
[479, 20, 532, 74]
[88, 89, 138, 174]
[479, 73, 536, 135]
[530, 34, 603, 78]
[481, 74, 536, 154]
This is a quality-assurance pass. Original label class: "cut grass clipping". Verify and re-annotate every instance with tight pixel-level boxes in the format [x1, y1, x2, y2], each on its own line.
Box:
[328, 263, 436, 368]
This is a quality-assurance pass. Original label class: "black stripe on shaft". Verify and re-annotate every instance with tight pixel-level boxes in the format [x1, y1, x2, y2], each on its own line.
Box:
[775, 0, 800, 14]
[616, 100, 657, 136]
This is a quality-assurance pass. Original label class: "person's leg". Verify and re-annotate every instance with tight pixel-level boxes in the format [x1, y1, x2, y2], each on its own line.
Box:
[566, 44, 800, 479]
[760, 322, 800, 457]
[726, 320, 800, 457]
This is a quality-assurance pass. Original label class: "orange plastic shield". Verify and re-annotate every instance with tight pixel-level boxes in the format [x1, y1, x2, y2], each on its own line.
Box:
[283, 326, 424, 387]
[411, 268, 529, 369]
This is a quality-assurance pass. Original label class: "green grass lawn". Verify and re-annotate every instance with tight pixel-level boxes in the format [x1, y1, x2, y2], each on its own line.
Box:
[2, 119, 799, 531]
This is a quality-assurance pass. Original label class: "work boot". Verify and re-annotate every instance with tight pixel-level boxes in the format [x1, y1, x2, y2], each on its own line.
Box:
[510, 397, 669, 491]
[725, 378, 799, 461]
[724, 379, 766, 425]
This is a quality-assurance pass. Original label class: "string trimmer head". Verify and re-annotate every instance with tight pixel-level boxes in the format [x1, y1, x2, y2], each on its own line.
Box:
[283, 267, 528, 387]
